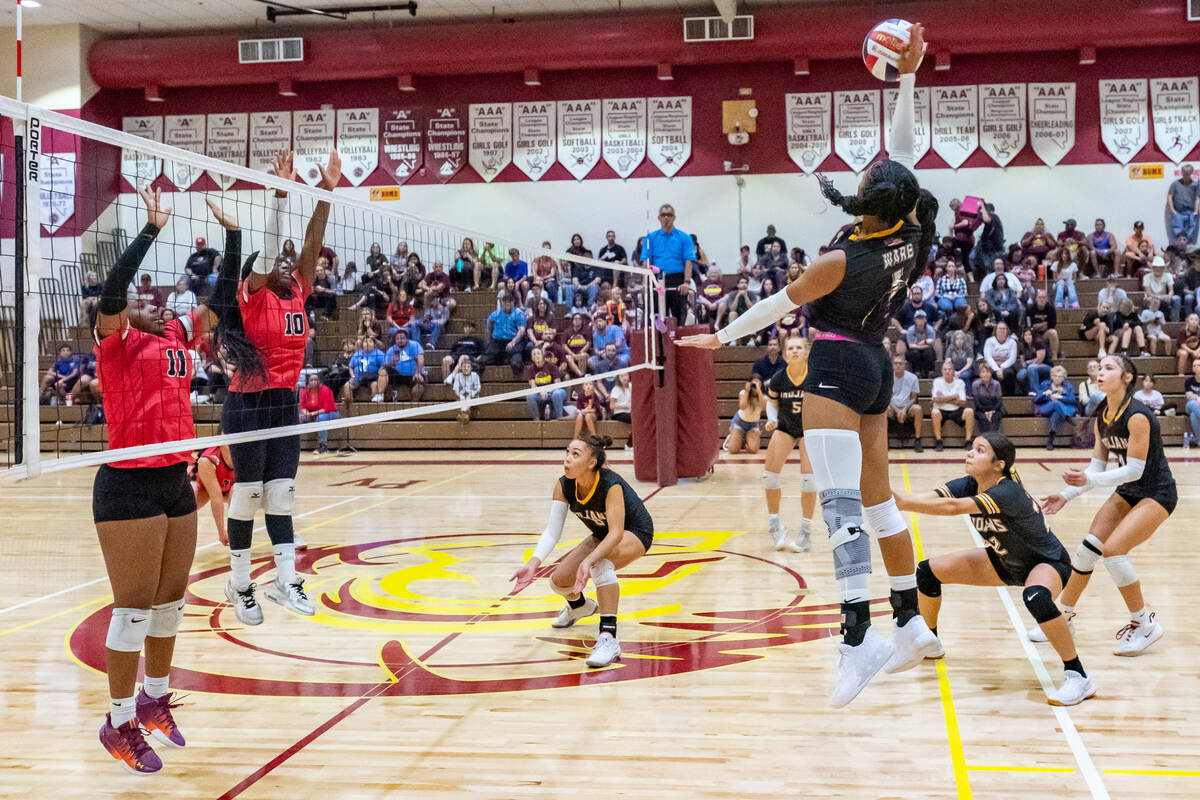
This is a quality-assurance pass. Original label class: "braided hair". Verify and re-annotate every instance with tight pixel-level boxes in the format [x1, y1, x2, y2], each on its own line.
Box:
[210, 250, 267, 383]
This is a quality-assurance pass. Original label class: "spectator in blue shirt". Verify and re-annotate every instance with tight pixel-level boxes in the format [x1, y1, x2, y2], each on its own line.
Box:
[589, 343, 624, 390]
[486, 292, 528, 376]
[504, 248, 528, 283]
[342, 336, 388, 404]
[40, 344, 81, 405]
[590, 312, 629, 367]
[384, 329, 426, 401]
[640, 203, 697, 325]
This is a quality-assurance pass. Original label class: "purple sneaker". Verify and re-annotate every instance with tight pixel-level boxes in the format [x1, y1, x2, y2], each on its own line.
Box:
[136, 688, 186, 748]
[99, 713, 163, 775]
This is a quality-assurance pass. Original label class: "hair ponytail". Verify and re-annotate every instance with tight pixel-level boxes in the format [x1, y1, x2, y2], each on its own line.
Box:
[582, 435, 613, 470]
[913, 188, 939, 283]
[817, 160, 920, 227]
[980, 431, 1018, 481]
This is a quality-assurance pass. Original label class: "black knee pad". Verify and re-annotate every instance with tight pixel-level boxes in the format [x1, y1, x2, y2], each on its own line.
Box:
[916, 559, 941, 598]
[1022, 585, 1061, 624]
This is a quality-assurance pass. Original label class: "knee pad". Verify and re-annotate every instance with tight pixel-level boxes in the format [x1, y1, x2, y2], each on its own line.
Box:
[1104, 554, 1138, 587]
[916, 559, 941, 598]
[762, 470, 783, 490]
[148, 598, 185, 638]
[229, 481, 264, 521]
[550, 577, 575, 597]
[106, 607, 151, 652]
[1071, 534, 1104, 575]
[799, 473, 816, 493]
[864, 498, 908, 540]
[264, 478, 296, 516]
[590, 558, 617, 587]
[1022, 584, 1061, 623]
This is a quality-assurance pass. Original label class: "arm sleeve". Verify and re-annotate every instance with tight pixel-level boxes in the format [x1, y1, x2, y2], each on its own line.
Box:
[766, 397, 779, 423]
[887, 73, 916, 170]
[532, 500, 570, 562]
[99, 223, 160, 314]
[263, 193, 289, 270]
[716, 288, 796, 344]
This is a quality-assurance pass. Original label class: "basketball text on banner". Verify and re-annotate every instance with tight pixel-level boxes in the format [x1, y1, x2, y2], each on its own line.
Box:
[601, 98, 647, 179]
[513, 101, 556, 181]
[931, 85, 979, 169]
[120, 116, 163, 188]
[39, 152, 75, 234]
[336, 108, 380, 186]
[557, 99, 601, 181]
[204, 112, 248, 190]
[978, 83, 1027, 168]
[380, 107, 424, 184]
[785, 92, 832, 174]
[833, 89, 880, 173]
[467, 103, 513, 183]
[294, 110, 336, 187]
[1028, 82, 1076, 167]
[1098, 79, 1149, 166]
[884, 85, 930, 164]
[164, 114, 206, 190]
[647, 96, 692, 177]
[1149, 77, 1200, 165]
[426, 106, 467, 183]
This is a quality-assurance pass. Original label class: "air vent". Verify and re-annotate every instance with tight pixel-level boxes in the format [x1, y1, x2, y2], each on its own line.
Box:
[238, 37, 305, 64]
[683, 15, 754, 43]
[1191, 0, 1199, 20]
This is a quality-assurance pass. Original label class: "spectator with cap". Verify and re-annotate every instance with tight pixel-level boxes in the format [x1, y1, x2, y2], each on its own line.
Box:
[905, 309, 938, 378]
[129, 273, 163, 309]
[185, 235, 220, 295]
[1144, 256, 1181, 321]
[442, 319, 486, 376]
[1168, 163, 1199, 244]
[1123, 221, 1154, 276]
[1056, 218, 1091, 265]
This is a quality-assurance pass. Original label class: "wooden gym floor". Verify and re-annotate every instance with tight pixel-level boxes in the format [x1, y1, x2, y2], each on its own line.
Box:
[0, 448, 1196, 799]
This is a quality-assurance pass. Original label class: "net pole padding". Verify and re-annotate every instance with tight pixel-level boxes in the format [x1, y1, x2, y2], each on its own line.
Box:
[653, 316, 678, 487]
[18, 108, 42, 477]
[13, 127, 24, 466]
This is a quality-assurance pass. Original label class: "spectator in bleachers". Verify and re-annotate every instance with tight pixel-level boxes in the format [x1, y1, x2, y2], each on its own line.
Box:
[755, 224, 786, 257]
[905, 310, 938, 378]
[610, 371, 634, 449]
[1020, 218, 1057, 263]
[1004, 242, 1025, 268]
[1178, 256, 1200, 317]
[601, 285, 628, 330]
[985, 273, 1023, 330]
[525, 295, 554, 338]
[343, 336, 388, 404]
[983, 320, 1019, 395]
[935, 260, 968, 315]
[944, 329, 976, 387]
[694, 266, 725, 325]
[892, 285, 940, 352]
[300, 373, 339, 455]
[1016, 328, 1052, 395]
[366, 242, 387, 274]
[277, 240, 299, 271]
[338, 261, 358, 294]
[389, 241, 409, 270]
[563, 313, 592, 378]
[323, 337, 356, 399]
[1089, 218, 1119, 277]
[966, 297, 998, 348]
[386, 288, 416, 336]
[1034, 365, 1077, 450]
[598, 229, 628, 276]
[525, 347, 567, 421]
[410, 295, 448, 350]
[384, 328, 426, 402]
[757, 241, 788, 275]
[536, 326, 567, 372]
[79, 270, 101, 323]
[1133, 374, 1167, 415]
[504, 247, 528, 290]
[563, 234, 600, 309]
[1096, 275, 1127, 312]
[1078, 359, 1104, 416]
[398, 253, 425, 299]
[1107, 297, 1146, 357]
[418, 261, 455, 315]
[446, 354, 481, 424]
[486, 292, 528, 376]
[529, 241, 559, 302]
[930, 358, 975, 450]
[691, 234, 710, 268]
[72, 351, 99, 407]
[973, 202, 1005, 281]
[1078, 302, 1111, 359]
[589, 343, 624, 390]
[571, 380, 601, 438]
[886, 354, 924, 452]
[1141, 296, 1173, 356]
[911, 262, 936, 301]
[735, 244, 752, 274]
[452, 236, 478, 291]
[717, 275, 754, 336]
[442, 319, 486, 377]
[306, 263, 338, 322]
[590, 312, 629, 369]
[1177, 313, 1200, 374]
[479, 242, 506, 288]
[1142, 257, 1180, 322]
[724, 379, 765, 454]
[1017, 272, 1038, 311]
[40, 343, 80, 406]
[184, 236, 219, 294]
[1184, 356, 1200, 447]
[1052, 249, 1081, 309]
[1026, 288, 1060, 358]
[1055, 218, 1091, 264]
[971, 362, 1004, 434]
[1122, 221, 1153, 277]
[318, 243, 340, 277]
[745, 262, 765, 299]
[130, 273, 163, 309]
[355, 307, 386, 346]
[166, 276, 197, 318]
[751, 336, 785, 386]
[1166, 233, 1193, 262]
[1168, 163, 1198, 244]
[949, 197, 981, 268]
[350, 268, 391, 314]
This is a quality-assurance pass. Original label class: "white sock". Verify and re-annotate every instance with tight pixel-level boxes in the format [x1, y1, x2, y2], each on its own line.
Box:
[110, 696, 136, 727]
[230, 548, 252, 591]
[768, 513, 780, 526]
[1131, 607, 1149, 623]
[143, 674, 169, 699]
[274, 543, 297, 586]
[889, 573, 918, 592]
[800, 518, 811, 537]
[1060, 603, 1075, 616]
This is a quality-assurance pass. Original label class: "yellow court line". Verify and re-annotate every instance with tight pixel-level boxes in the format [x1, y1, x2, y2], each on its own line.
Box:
[1104, 769, 1200, 777]
[968, 765, 1075, 773]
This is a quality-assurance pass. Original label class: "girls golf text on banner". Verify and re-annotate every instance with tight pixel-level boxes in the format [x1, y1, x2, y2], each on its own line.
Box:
[513, 101, 556, 181]
[978, 83, 1027, 167]
[647, 96, 692, 177]
[784, 92, 831, 174]
[468, 103, 513, 183]
[601, 98, 646, 179]
[931, 85, 978, 169]
[833, 90, 880, 173]
[1098, 79, 1149, 165]
[1027, 83, 1075, 167]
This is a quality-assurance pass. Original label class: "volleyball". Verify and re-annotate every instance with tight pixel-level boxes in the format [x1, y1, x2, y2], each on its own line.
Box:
[862, 18, 915, 82]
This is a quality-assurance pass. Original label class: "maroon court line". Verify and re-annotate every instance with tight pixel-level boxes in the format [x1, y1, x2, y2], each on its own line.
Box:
[315, 454, 1197, 469]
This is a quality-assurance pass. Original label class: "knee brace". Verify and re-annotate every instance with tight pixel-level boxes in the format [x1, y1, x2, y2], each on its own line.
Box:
[148, 598, 185, 638]
[589, 558, 617, 587]
[264, 478, 296, 516]
[106, 607, 151, 652]
[799, 473, 816, 493]
[1104, 554, 1138, 587]
[864, 498, 908, 540]
[229, 481, 264, 521]
[762, 470, 783, 490]
[823, 491, 870, 581]
[1071, 534, 1104, 575]
[916, 559, 941, 598]
[1022, 585, 1061, 623]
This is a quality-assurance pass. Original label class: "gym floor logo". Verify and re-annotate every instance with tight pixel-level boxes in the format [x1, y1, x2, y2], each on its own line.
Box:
[68, 531, 889, 697]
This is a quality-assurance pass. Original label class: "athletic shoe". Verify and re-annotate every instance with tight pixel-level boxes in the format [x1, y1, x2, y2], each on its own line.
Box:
[884, 616, 941, 673]
[135, 689, 185, 748]
[225, 580, 264, 626]
[925, 639, 946, 659]
[371, 393, 384, 403]
[769, 521, 789, 551]
[1028, 611, 1075, 643]
[829, 627, 894, 708]
[99, 714, 162, 775]
[586, 632, 621, 667]
[266, 577, 315, 616]
[787, 527, 811, 553]
[316, 443, 329, 455]
[551, 597, 597, 628]
[1097, 348, 1107, 358]
[934, 439, 943, 451]
[1047, 670, 1097, 706]
[913, 439, 924, 453]
[1113, 614, 1164, 656]
[294, 534, 308, 550]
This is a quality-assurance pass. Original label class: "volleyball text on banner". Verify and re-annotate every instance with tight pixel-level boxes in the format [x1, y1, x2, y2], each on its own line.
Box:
[467, 103, 513, 183]
[931, 85, 979, 169]
[380, 107, 424, 184]
[426, 106, 468, 183]
[557, 99, 601, 181]
[249, 112, 291, 176]
[120, 116, 163, 188]
[884, 85, 930, 163]
[601, 97, 647, 179]
[647, 96, 692, 177]
[785, 92, 831, 174]
[293, 109, 336, 187]
[833, 89, 880, 173]
[1098, 79, 1149, 166]
[513, 101, 556, 181]
[40, 152, 75, 234]
[336, 108, 380, 186]
[978, 83, 1027, 167]
[1028, 82, 1076, 167]
[204, 113, 249, 190]
[163, 114, 206, 190]
[1150, 77, 1200, 165]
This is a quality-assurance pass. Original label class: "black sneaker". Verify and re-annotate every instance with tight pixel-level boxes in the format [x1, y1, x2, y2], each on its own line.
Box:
[934, 439, 943, 451]
[913, 439, 924, 453]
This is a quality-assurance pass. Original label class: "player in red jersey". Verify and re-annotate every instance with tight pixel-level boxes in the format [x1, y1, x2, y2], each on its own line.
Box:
[220, 150, 340, 625]
[92, 187, 241, 774]
[190, 445, 235, 546]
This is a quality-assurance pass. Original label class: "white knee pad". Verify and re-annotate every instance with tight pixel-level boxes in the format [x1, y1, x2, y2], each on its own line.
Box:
[1104, 554, 1138, 587]
[148, 598, 185, 638]
[106, 607, 151, 652]
[1071, 534, 1104, 574]
[550, 578, 575, 598]
[762, 470, 783, 490]
[864, 498, 908, 540]
[264, 478, 296, 516]
[229, 481, 264, 521]
[589, 558, 618, 587]
[800, 473, 816, 493]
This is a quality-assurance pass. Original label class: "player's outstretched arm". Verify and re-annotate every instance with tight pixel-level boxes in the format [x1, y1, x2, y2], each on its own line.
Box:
[511, 482, 569, 593]
[196, 198, 242, 334]
[95, 186, 171, 339]
[294, 150, 342, 288]
[894, 489, 976, 517]
[887, 22, 924, 171]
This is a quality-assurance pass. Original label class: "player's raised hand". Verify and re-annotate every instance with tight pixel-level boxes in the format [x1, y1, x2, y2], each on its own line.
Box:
[269, 150, 294, 197]
[205, 197, 240, 231]
[137, 185, 173, 229]
[1040, 494, 1068, 515]
[896, 23, 926, 74]
[676, 332, 721, 350]
[510, 561, 538, 594]
[317, 150, 342, 192]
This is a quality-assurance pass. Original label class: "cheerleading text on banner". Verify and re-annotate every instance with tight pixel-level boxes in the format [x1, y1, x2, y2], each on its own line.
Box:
[647, 96, 692, 177]
[557, 99, 602, 181]
[467, 103, 513, 183]
[40, 153, 76, 234]
[380, 107, 424, 184]
[833, 90, 880, 173]
[336, 108, 380, 186]
[248, 111, 291, 174]
[513, 101, 556, 181]
[1098, 79, 1149, 165]
[784, 92, 831, 174]
[1028, 82, 1076, 167]
[1150, 77, 1200, 165]
[883, 86, 930, 163]
[121, 116, 163, 188]
[427, 106, 468, 183]
[205, 113, 249, 190]
[931, 85, 979, 169]
[164, 115, 206, 190]
[978, 83, 1027, 167]
[601, 98, 647, 179]
[293, 110, 336, 187]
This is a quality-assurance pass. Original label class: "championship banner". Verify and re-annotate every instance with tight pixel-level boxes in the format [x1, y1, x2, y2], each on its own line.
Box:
[248, 111, 291, 174]
[601, 98, 646, 179]
[557, 99, 601, 181]
[293, 110, 336, 187]
[380, 107, 424, 184]
[647, 96, 692, 177]
[978, 83, 1027, 167]
[40, 153, 76, 234]
[426, 106, 468, 183]
[883, 86, 930, 163]
[784, 92, 831, 174]
[1150, 77, 1200, 165]
[1098, 79, 1148, 165]
[205, 113, 249, 190]
[468, 103, 513, 183]
[336, 108, 380, 186]
[833, 89, 879, 173]
[164, 114, 206, 190]
[1028, 82, 1075, 167]
[513, 101, 556, 181]
[121, 116, 163, 187]
[931, 85, 978, 169]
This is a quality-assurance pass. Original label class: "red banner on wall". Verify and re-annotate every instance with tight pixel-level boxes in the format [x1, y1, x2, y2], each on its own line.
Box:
[426, 106, 467, 183]
[379, 107, 425, 184]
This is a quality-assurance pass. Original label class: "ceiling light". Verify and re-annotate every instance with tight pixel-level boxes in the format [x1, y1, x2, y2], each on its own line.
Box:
[21, 0, 42, 8]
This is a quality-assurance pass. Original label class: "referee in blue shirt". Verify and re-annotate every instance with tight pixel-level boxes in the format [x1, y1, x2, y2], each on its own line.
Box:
[640, 203, 697, 325]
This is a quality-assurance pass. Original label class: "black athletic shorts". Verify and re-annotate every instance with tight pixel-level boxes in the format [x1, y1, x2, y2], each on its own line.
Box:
[221, 388, 301, 484]
[93, 462, 196, 523]
[592, 527, 653, 553]
[803, 339, 893, 416]
[386, 369, 416, 387]
[985, 546, 1072, 588]
[1116, 483, 1178, 515]
[936, 408, 967, 427]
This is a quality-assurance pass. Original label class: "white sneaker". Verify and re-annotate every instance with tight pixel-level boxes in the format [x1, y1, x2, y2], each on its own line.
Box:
[225, 580, 264, 626]
[551, 597, 598, 628]
[586, 632, 621, 667]
[786, 527, 811, 553]
[1028, 611, 1076, 643]
[884, 616, 941, 673]
[265, 577, 315, 616]
[769, 521, 789, 551]
[829, 627, 894, 708]
[1047, 670, 1097, 706]
[1097, 348, 1107, 358]
[370, 393, 384, 403]
[925, 639, 946, 660]
[293, 534, 308, 550]
[1113, 614, 1164, 656]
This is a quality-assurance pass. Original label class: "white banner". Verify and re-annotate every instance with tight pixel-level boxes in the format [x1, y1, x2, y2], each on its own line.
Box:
[931, 85, 978, 169]
[336, 108, 379, 186]
[785, 92, 831, 174]
[468, 103, 513, 183]
[557, 99, 602, 181]
[833, 90, 880, 173]
[121, 116, 163, 187]
[513, 101, 557, 181]
[164, 115, 206, 190]
[1150, 77, 1200, 165]
[293, 110, 336, 187]
[248, 111, 291, 174]
[1098, 79, 1149, 165]
[979, 83, 1027, 167]
[40, 153, 76, 234]
[884, 86, 931, 164]
[601, 98, 646, 179]
[1028, 82, 1075, 167]
[205, 113, 248, 190]
[647, 96, 692, 177]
